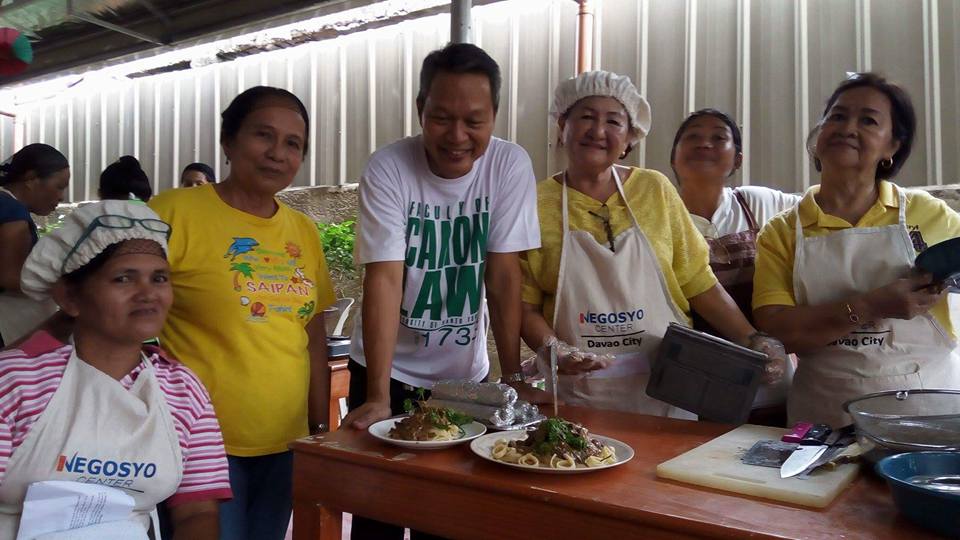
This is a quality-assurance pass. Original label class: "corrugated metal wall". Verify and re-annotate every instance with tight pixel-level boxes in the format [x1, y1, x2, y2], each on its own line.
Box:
[11, 0, 960, 202]
[0, 114, 15, 160]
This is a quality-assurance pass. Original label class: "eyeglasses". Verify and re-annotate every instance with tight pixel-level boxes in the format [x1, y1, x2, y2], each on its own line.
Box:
[61, 214, 172, 274]
[588, 204, 616, 253]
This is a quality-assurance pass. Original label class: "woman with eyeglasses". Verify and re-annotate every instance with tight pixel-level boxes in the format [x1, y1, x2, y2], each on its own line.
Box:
[672, 109, 801, 426]
[148, 86, 336, 540]
[0, 143, 70, 348]
[0, 200, 231, 539]
[520, 71, 787, 415]
[753, 73, 960, 428]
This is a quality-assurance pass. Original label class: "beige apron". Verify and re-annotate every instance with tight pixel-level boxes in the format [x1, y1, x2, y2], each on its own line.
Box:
[788, 188, 960, 427]
[0, 348, 183, 538]
[0, 187, 57, 346]
[548, 168, 695, 418]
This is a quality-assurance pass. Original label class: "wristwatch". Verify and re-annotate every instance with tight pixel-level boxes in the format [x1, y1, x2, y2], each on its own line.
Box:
[502, 372, 525, 383]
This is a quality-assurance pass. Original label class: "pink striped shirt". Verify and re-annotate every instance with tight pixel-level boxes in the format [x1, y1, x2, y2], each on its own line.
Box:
[0, 332, 232, 506]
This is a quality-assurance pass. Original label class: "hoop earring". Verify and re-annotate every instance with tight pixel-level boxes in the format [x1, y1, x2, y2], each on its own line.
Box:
[880, 157, 893, 169]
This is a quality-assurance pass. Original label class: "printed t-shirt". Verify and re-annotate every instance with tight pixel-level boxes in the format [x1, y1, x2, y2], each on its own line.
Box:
[754, 180, 960, 338]
[0, 332, 232, 506]
[521, 167, 718, 325]
[352, 135, 541, 388]
[689, 186, 801, 239]
[149, 185, 336, 456]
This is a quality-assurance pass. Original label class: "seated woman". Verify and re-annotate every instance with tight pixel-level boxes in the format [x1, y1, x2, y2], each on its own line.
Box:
[0, 143, 70, 347]
[520, 70, 787, 416]
[0, 201, 231, 538]
[672, 109, 801, 425]
[753, 72, 960, 428]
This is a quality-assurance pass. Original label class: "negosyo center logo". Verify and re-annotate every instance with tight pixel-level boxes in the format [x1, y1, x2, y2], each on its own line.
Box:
[56, 452, 157, 489]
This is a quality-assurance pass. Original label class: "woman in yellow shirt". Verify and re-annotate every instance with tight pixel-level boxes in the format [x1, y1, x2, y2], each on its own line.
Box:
[753, 72, 960, 428]
[149, 86, 336, 540]
[520, 71, 786, 416]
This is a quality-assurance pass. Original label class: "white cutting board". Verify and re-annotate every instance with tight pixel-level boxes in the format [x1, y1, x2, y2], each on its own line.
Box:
[656, 424, 859, 508]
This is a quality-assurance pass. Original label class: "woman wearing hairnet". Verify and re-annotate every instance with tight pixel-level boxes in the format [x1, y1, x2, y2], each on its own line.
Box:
[519, 71, 787, 415]
[0, 201, 231, 539]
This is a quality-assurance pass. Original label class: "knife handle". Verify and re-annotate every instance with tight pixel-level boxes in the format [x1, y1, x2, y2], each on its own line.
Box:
[781, 422, 813, 443]
[799, 423, 831, 445]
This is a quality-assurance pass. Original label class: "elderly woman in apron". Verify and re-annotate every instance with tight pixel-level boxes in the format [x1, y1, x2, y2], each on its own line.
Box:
[0, 143, 70, 348]
[519, 71, 787, 417]
[753, 72, 960, 428]
[0, 201, 231, 539]
[672, 109, 802, 426]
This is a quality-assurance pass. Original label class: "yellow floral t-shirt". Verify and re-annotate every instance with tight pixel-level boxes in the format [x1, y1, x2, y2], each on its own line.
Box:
[149, 185, 336, 456]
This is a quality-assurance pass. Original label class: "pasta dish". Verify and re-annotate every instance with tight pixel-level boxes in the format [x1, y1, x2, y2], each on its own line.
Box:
[388, 402, 473, 442]
[491, 418, 617, 469]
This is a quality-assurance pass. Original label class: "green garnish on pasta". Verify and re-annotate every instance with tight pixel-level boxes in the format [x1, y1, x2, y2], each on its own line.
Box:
[389, 400, 475, 441]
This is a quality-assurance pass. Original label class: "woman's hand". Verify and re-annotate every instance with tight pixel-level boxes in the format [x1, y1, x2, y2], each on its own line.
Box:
[746, 333, 788, 384]
[537, 335, 614, 375]
[862, 272, 946, 320]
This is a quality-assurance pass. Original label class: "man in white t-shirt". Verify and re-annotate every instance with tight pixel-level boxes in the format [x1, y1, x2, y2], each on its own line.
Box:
[343, 43, 543, 435]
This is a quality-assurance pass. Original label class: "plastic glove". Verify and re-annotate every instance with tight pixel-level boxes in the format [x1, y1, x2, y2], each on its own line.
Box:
[537, 335, 614, 375]
[746, 332, 788, 384]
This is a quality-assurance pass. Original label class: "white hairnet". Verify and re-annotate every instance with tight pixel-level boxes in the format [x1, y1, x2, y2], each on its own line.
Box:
[550, 70, 651, 137]
[20, 200, 170, 301]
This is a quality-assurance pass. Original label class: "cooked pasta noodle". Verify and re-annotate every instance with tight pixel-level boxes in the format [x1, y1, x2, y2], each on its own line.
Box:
[489, 418, 618, 469]
[388, 401, 473, 442]
[518, 453, 540, 466]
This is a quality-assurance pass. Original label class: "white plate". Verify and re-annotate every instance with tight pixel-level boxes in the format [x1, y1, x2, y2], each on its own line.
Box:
[367, 417, 487, 450]
[469, 429, 635, 474]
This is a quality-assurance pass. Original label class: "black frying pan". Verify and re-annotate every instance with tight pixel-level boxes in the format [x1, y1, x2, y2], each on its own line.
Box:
[915, 237, 960, 290]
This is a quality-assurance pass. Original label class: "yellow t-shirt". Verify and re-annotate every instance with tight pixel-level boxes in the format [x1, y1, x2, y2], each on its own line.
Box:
[149, 185, 336, 456]
[521, 167, 718, 325]
[753, 180, 960, 338]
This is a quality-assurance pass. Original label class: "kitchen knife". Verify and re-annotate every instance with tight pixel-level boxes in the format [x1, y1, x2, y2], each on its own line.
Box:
[780, 423, 832, 478]
[795, 425, 858, 477]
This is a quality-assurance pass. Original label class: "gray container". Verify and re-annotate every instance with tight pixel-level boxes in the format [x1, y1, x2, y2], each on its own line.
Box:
[646, 323, 768, 424]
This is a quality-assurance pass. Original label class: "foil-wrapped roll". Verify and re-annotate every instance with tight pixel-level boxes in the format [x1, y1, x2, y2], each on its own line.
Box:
[431, 380, 518, 407]
[425, 398, 516, 427]
[513, 401, 542, 423]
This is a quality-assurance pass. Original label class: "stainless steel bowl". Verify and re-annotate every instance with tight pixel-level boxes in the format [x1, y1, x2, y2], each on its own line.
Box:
[843, 390, 960, 458]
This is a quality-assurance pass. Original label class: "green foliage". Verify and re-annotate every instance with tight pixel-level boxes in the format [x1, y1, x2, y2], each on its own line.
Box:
[37, 212, 68, 236]
[315, 220, 356, 277]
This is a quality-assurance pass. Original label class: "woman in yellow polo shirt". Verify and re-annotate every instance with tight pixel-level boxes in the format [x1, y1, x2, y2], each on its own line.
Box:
[520, 71, 786, 416]
[753, 72, 960, 428]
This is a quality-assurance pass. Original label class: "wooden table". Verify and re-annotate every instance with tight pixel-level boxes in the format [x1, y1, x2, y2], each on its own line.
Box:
[290, 406, 938, 540]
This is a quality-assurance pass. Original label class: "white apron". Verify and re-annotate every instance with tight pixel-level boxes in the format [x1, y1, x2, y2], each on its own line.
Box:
[0, 187, 57, 346]
[548, 169, 695, 418]
[0, 349, 183, 538]
[788, 188, 960, 427]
